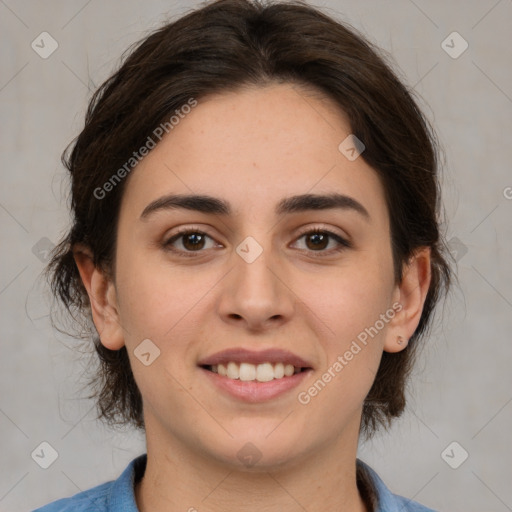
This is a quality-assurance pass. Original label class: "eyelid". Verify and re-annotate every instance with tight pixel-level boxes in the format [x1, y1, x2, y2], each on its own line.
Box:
[290, 226, 352, 256]
[163, 225, 221, 248]
[165, 223, 349, 242]
[293, 223, 350, 243]
[162, 223, 352, 256]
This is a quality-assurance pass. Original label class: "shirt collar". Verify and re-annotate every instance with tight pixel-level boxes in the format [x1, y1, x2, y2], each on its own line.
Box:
[357, 459, 436, 511]
[107, 453, 146, 511]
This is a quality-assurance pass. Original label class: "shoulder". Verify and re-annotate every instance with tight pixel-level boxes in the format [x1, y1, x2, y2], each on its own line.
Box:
[31, 481, 112, 511]
[357, 459, 438, 512]
[31, 454, 147, 512]
[389, 493, 438, 512]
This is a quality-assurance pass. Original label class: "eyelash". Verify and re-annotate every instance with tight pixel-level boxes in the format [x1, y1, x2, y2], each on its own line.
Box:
[162, 226, 352, 258]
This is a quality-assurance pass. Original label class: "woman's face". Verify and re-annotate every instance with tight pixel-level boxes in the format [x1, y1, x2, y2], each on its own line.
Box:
[106, 83, 408, 468]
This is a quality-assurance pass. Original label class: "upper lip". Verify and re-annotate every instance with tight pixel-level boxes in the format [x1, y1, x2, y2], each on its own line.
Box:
[197, 348, 313, 369]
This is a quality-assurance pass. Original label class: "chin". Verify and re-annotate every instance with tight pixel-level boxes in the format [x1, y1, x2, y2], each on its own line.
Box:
[202, 433, 307, 472]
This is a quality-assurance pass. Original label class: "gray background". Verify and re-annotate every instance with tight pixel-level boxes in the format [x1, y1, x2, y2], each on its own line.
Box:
[1, 0, 511, 511]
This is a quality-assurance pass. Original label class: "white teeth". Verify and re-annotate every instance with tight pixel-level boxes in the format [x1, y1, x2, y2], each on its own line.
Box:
[274, 362, 284, 379]
[227, 361, 239, 379]
[208, 361, 304, 381]
[239, 362, 257, 381]
[256, 362, 274, 382]
[284, 364, 294, 377]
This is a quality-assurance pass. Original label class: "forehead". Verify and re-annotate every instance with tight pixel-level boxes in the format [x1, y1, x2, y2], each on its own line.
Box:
[119, 83, 388, 224]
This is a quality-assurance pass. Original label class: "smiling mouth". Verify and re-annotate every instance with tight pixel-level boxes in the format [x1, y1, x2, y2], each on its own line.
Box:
[200, 362, 310, 382]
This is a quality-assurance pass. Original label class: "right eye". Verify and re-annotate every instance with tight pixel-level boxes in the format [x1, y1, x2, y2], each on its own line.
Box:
[163, 228, 221, 257]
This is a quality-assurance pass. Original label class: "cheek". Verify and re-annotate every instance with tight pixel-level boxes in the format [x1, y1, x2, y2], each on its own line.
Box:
[114, 247, 220, 372]
[115, 244, 189, 337]
[304, 256, 394, 343]
[114, 252, 209, 411]
[295, 270, 391, 428]
[296, 251, 394, 409]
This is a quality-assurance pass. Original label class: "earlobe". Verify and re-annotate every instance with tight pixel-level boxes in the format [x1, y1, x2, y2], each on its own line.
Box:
[383, 247, 432, 353]
[384, 334, 409, 354]
[73, 244, 125, 350]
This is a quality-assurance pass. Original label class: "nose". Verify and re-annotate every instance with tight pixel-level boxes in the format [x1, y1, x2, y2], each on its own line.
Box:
[217, 239, 296, 331]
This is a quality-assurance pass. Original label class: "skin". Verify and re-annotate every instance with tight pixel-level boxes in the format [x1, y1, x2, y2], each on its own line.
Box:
[74, 83, 431, 512]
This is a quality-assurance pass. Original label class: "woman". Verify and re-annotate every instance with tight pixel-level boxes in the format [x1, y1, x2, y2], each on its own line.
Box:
[36, 0, 451, 510]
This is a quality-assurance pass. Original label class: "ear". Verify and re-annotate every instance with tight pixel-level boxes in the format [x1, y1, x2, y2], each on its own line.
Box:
[73, 244, 125, 350]
[383, 247, 432, 353]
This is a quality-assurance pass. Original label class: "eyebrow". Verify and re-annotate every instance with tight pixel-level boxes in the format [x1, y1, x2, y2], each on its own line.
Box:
[140, 192, 370, 221]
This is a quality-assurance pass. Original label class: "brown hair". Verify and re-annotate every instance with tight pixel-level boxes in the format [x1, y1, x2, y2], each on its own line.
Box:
[46, 0, 451, 439]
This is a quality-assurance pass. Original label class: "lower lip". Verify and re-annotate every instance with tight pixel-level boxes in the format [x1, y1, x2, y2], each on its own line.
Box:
[200, 367, 312, 403]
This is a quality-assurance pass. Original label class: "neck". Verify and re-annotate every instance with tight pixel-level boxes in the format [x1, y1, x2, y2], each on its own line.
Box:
[135, 414, 368, 512]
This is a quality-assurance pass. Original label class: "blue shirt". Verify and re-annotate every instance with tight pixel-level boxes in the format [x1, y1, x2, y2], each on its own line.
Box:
[32, 454, 437, 511]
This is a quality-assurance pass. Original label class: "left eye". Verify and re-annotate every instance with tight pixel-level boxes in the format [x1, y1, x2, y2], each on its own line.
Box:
[163, 228, 350, 257]
[292, 229, 351, 254]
